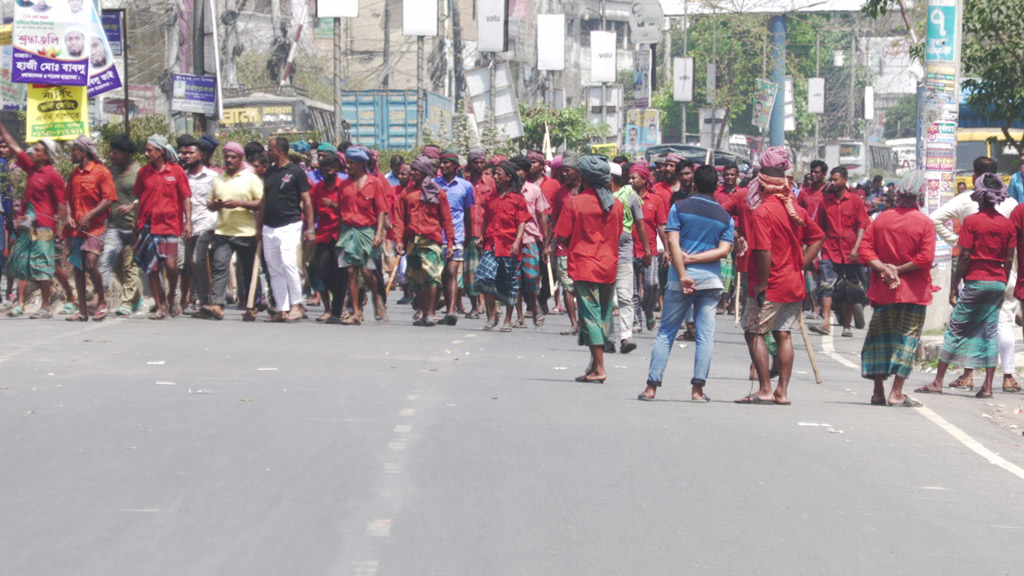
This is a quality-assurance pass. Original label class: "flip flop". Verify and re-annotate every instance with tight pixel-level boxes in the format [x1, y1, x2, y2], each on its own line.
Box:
[889, 396, 922, 407]
[339, 317, 362, 325]
[949, 374, 974, 390]
[913, 387, 943, 394]
[512, 319, 527, 329]
[7, 306, 24, 317]
[870, 396, 887, 406]
[691, 394, 711, 403]
[774, 399, 792, 406]
[201, 305, 225, 320]
[148, 311, 167, 320]
[500, 322, 514, 332]
[734, 394, 775, 405]
[64, 312, 88, 322]
[975, 390, 993, 398]
[92, 307, 108, 321]
[559, 329, 577, 336]
[533, 314, 544, 327]
[30, 309, 53, 319]
[574, 375, 605, 383]
[637, 393, 656, 401]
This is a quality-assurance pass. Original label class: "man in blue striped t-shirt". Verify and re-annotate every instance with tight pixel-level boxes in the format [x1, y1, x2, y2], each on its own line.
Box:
[638, 165, 734, 403]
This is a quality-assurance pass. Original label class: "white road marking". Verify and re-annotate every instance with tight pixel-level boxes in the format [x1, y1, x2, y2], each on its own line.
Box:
[351, 561, 379, 575]
[366, 519, 391, 537]
[388, 440, 407, 452]
[383, 463, 402, 474]
[817, 331, 1024, 482]
[393, 424, 412, 433]
[399, 408, 415, 417]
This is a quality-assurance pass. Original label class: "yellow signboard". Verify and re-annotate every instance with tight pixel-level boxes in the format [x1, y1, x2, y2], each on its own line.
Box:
[26, 84, 88, 141]
[0, 25, 11, 46]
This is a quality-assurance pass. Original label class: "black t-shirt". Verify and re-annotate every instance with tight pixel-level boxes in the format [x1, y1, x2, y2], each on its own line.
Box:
[263, 162, 310, 228]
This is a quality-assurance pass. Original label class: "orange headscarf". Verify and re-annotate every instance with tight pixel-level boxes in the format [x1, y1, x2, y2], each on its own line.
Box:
[757, 172, 804, 226]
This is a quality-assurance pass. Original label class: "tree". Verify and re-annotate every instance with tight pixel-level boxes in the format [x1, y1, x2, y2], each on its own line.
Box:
[518, 104, 610, 154]
[883, 92, 917, 139]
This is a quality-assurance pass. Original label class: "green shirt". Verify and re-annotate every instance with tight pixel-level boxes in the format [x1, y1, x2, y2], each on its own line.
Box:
[614, 184, 643, 234]
[107, 163, 139, 230]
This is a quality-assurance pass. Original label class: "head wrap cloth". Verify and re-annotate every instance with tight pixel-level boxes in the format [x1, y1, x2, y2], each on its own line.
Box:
[579, 155, 615, 213]
[971, 172, 1009, 206]
[72, 135, 100, 163]
[223, 141, 245, 157]
[345, 146, 371, 163]
[894, 170, 926, 209]
[746, 145, 790, 211]
[629, 163, 653, 191]
[467, 147, 488, 162]
[147, 135, 178, 164]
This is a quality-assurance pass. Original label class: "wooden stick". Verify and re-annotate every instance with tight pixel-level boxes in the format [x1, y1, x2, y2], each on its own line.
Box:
[546, 257, 556, 293]
[246, 239, 263, 312]
[734, 272, 741, 327]
[797, 313, 824, 384]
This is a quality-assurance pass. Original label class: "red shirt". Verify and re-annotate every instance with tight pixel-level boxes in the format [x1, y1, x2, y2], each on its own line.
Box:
[722, 191, 754, 274]
[957, 206, 1015, 282]
[1010, 204, 1024, 299]
[797, 184, 826, 221]
[387, 183, 406, 241]
[748, 198, 824, 304]
[310, 177, 342, 244]
[339, 175, 388, 228]
[553, 189, 624, 284]
[816, 190, 869, 263]
[66, 161, 117, 238]
[393, 185, 455, 247]
[549, 183, 578, 257]
[468, 173, 496, 238]
[652, 181, 674, 212]
[133, 161, 191, 235]
[633, 191, 666, 258]
[16, 151, 65, 230]
[714, 185, 745, 228]
[858, 207, 935, 306]
[483, 191, 530, 258]
[537, 175, 561, 208]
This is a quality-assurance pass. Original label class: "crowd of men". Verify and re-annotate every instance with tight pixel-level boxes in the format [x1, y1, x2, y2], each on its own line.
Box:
[2, 125, 1024, 407]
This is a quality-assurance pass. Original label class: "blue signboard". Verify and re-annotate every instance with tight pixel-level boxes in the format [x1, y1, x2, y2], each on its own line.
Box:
[101, 12, 122, 56]
[925, 4, 956, 62]
[171, 74, 217, 115]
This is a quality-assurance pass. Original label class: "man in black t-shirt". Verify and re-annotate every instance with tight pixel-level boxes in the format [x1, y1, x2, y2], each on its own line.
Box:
[256, 136, 314, 322]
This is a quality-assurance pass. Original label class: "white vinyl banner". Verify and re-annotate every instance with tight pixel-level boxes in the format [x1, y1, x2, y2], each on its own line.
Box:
[316, 0, 358, 18]
[808, 77, 825, 114]
[537, 14, 566, 70]
[590, 31, 617, 83]
[477, 0, 507, 52]
[403, 0, 438, 36]
[864, 86, 875, 119]
[673, 57, 693, 102]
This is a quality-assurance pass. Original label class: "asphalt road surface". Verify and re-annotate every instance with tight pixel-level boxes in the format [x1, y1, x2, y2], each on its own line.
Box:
[3, 302, 1024, 575]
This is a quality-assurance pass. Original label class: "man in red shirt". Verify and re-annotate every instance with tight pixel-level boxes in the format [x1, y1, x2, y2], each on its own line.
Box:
[809, 166, 869, 337]
[464, 147, 494, 318]
[918, 174, 1016, 399]
[547, 151, 584, 335]
[652, 153, 680, 210]
[858, 171, 934, 407]
[475, 160, 529, 331]
[337, 146, 389, 325]
[394, 156, 455, 326]
[737, 167, 824, 405]
[554, 156, 624, 384]
[714, 162, 745, 314]
[630, 163, 666, 332]
[797, 160, 829, 319]
[133, 134, 192, 320]
[0, 124, 66, 319]
[65, 135, 116, 321]
[308, 153, 346, 323]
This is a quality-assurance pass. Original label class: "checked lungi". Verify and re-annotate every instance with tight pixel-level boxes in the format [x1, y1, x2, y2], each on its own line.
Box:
[940, 280, 1005, 369]
[475, 250, 520, 306]
[861, 303, 926, 379]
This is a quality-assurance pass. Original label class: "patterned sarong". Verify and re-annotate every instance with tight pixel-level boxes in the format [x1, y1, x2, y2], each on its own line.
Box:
[861, 303, 927, 379]
[463, 238, 481, 297]
[336, 225, 379, 269]
[940, 280, 1004, 368]
[519, 241, 541, 293]
[720, 252, 735, 293]
[133, 225, 179, 274]
[7, 225, 55, 281]
[405, 235, 443, 290]
[576, 280, 614, 347]
[475, 250, 520, 306]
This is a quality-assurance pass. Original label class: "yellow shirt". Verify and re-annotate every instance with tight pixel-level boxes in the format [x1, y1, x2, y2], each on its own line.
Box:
[211, 170, 263, 237]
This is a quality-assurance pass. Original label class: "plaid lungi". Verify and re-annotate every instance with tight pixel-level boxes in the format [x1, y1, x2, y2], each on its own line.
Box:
[720, 252, 736, 293]
[133, 225, 179, 274]
[861, 303, 927, 379]
[519, 241, 541, 293]
[405, 235, 444, 291]
[940, 280, 1004, 368]
[576, 280, 615, 347]
[7, 225, 55, 281]
[463, 239, 482, 297]
[475, 250, 520, 306]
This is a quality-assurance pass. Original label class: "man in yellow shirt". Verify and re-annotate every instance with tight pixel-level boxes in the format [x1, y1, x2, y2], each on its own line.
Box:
[201, 142, 264, 320]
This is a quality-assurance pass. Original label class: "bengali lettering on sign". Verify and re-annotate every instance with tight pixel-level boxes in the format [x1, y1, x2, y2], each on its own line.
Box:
[171, 74, 217, 115]
[26, 84, 89, 141]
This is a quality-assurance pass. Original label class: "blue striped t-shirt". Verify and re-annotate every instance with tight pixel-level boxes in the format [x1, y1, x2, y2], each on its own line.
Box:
[665, 194, 735, 291]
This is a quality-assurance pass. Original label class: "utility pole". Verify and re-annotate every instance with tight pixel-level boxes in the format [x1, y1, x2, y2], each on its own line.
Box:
[451, 0, 464, 102]
[600, 0, 607, 130]
[417, 35, 424, 146]
[682, 0, 688, 142]
[334, 17, 343, 143]
[382, 3, 390, 88]
[814, 29, 820, 155]
[849, 32, 856, 138]
[193, 0, 207, 134]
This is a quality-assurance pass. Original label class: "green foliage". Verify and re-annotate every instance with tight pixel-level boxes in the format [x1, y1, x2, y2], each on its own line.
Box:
[96, 114, 173, 166]
[518, 104, 610, 154]
[961, 0, 1024, 153]
[883, 93, 917, 139]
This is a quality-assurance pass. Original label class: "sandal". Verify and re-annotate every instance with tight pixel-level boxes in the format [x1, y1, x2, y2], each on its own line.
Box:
[92, 307, 108, 321]
[533, 313, 544, 327]
[1002, 376, 1021, 393]
[482, 319, 498, 331]
[559, 328, 578, 336]
[512, 318, 527, 329]
[316, 311, 332, 322]
[30, 309, 53, 319]
[500, 322, 514, 332]
[465, 311, 480, 320]
[65, 312, 88, 322]
[7, 306, 24, 317]
[148, 310, 167, 320]
[59, 302, 78, 315]
[949, 373, 974, 390]
[201, 305, 225, 320]
[264, 313, 293, 323]
[339, 316, 362, 325]
[116, 306, 133, 317]
[170, 304, 182, 318]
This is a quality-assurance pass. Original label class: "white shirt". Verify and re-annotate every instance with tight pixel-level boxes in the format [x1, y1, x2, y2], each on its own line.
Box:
[187, 166, 219, 234]
[930, 191, 1017, 247]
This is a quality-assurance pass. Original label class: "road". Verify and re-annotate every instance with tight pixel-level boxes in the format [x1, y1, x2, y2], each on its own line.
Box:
[2, 301, 1024, 575]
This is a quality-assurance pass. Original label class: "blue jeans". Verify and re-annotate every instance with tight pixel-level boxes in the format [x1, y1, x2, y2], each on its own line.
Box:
[647, 287, 722, 387]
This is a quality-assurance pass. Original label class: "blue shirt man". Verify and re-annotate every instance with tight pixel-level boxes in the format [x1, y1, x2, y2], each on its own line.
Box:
[640, 165, 734, 403]
[435, 153, 475, 246]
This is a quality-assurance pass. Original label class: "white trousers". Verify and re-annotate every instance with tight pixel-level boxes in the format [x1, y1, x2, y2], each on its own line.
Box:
[262, 221, 303, 312]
